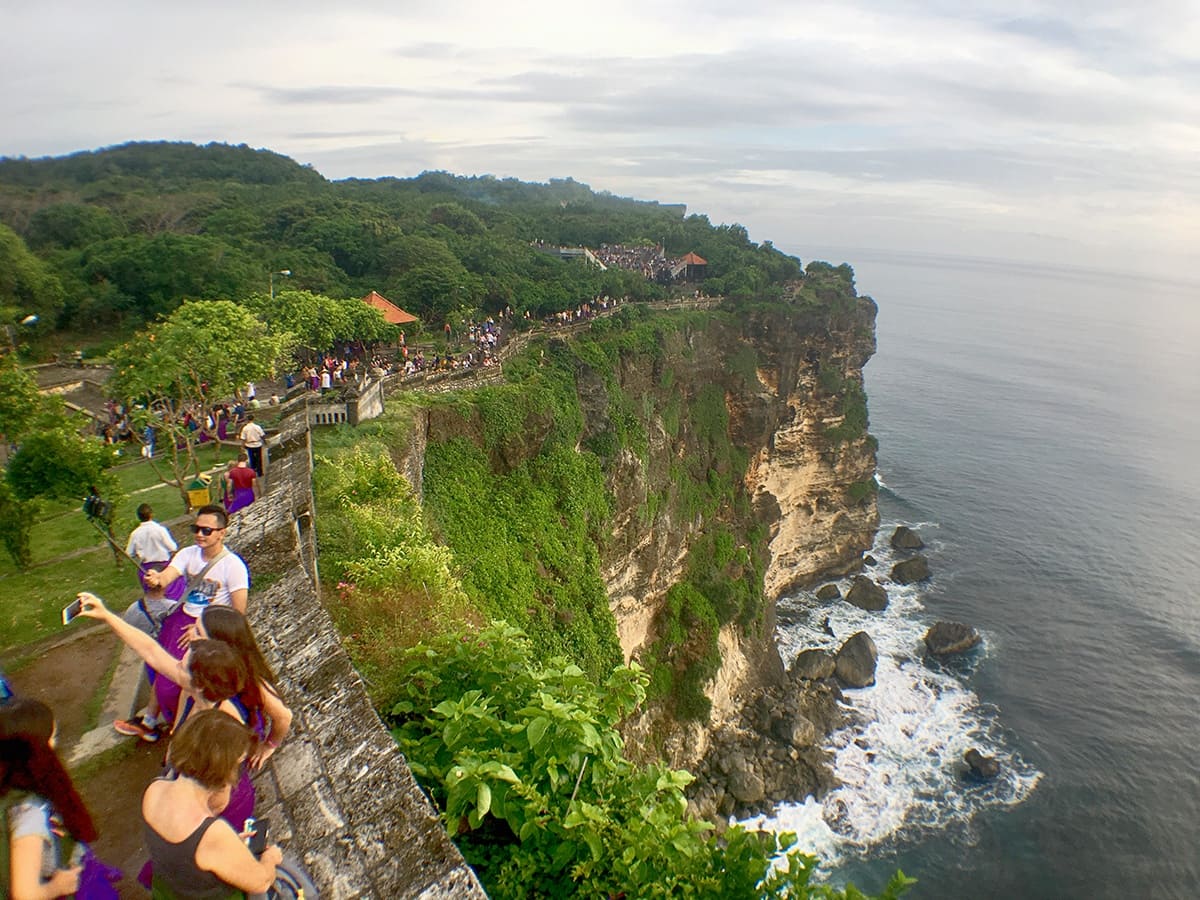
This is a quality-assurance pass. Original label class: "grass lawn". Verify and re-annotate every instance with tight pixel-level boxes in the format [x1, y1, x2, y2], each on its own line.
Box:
[0, 547, 140, 653]
[0, 443, 244, 651]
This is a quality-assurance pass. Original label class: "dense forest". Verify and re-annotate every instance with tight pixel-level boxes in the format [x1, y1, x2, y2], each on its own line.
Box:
[0, 141, 804, 349]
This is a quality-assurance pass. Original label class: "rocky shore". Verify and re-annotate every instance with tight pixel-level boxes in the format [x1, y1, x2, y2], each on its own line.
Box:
[690, 525, 988, 824]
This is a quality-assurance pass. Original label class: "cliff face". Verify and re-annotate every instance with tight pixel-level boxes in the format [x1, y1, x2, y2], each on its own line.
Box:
[589, 295, 879, 766]
[407, 289, 878, 782]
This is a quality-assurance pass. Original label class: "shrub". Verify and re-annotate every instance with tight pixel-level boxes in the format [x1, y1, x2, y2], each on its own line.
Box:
[389, 624, 915, 900]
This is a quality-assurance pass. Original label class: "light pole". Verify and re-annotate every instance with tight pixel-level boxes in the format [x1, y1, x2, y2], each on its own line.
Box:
[269, 269, 292, 300]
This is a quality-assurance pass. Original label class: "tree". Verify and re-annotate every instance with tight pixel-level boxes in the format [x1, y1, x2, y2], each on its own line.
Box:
[0, 353, 45, 442]
[6, 427, 126, 569]
[0, 223, 65, 328]
[108, 300, 293, 509]
[7, 429, 115, 503]
[78, 233, 261, 322]
[243, 289, 397, 363]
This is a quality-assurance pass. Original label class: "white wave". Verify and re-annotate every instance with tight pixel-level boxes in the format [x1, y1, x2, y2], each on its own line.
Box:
[874, 472, 888, 490]
[748, 523, 1042, 868]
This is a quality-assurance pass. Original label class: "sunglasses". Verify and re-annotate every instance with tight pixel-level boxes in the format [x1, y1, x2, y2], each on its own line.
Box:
[191, 524, 224, 536]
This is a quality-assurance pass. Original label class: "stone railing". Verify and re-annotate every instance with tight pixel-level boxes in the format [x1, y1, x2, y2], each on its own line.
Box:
[226, 406, 485, 899]
[304, 378, 385, 428]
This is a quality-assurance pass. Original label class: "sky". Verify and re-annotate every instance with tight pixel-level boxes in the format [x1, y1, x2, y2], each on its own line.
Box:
[1, 0, 1197, 276]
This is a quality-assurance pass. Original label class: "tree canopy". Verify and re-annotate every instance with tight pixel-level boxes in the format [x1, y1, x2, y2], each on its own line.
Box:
[243, 289, 396, 361]
[107, 300, 293, 504]
[0, 141, 806, 337]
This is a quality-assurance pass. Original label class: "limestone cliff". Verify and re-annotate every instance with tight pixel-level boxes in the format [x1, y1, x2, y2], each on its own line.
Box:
[407, 283, 878, 795]
[585, 289, 879, 770]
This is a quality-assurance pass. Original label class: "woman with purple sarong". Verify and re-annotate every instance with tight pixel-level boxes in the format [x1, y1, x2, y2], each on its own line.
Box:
[75, 594, 265, 833]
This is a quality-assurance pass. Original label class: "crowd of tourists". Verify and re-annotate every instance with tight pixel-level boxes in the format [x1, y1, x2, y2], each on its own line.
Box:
[97, 394, 271, 464]
[3, 400, 309, 899]
[543, 295, 624, 327]
[3, 498, 298, 898]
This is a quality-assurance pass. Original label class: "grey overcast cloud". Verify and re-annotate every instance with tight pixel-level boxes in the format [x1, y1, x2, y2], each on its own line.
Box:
[2, 0, 1196, 275]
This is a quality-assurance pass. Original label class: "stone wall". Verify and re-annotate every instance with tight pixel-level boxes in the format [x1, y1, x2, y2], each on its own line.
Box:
[225, 402, 485, 900]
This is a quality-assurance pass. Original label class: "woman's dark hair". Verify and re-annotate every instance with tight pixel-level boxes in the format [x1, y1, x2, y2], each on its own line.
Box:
[0, 698, 98, 843]
[167, 709, 254, 791]
[200, 607, 280, 711]
[187, 639, 249, 704]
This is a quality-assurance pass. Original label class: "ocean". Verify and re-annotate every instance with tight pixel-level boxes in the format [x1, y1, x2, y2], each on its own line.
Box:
[749, 251, 1200, 898]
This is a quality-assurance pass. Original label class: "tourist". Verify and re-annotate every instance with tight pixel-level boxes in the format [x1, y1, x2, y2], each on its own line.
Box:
[142, 710, 282, 898]
[116, 502, 184, 743]
[1, 698, 97, 900]
[193, 607, 292, 769]
[222, 453, 258, 515]
[238, 414, 265, 477]
[75, 592, 262, 831]
[124, 502, 184, 609]
[138, 505, 250, 726]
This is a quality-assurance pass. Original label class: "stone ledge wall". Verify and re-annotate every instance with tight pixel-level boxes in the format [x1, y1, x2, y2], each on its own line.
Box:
[226, 406, 486, 900]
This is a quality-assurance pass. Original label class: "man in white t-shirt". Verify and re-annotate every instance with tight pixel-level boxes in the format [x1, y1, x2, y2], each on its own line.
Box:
[125, 503, 177, 578]
[239, 413, 266, 477]
[117, 504, 249, 740]
[144, 504, 249, 613]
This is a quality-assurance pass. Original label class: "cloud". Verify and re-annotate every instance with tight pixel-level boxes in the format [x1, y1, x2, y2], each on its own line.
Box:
[0, 0, 1196, 273]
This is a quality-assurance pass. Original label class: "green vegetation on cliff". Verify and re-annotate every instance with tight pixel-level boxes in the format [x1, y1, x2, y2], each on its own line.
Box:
[307, 265, 885, 896]
[389, 624, 913, 900]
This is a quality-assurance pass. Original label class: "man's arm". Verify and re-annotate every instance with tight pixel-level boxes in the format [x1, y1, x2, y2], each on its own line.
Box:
[230, 588, 248, 614]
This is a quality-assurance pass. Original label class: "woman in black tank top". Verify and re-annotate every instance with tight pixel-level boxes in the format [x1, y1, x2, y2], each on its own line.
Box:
[141, 711, 281, 899]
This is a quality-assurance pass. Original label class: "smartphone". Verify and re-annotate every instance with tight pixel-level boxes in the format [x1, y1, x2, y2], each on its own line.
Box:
[62, 598, 83, 626]
[247, 817, 270, 856]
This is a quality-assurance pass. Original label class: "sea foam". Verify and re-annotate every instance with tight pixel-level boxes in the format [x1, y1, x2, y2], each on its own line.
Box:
[744, 522, 1041, 868]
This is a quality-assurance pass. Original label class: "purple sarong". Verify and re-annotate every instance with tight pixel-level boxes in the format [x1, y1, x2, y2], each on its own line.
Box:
[153, 605, 193, 723]
[137, 561, 187, 602]
[225, 487, 255, 515]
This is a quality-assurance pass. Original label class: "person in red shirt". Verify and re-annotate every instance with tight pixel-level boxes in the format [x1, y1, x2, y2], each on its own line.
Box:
[222, 453, 258, 514]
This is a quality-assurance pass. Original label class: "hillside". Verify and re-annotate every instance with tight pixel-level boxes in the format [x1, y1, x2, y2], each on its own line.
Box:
[0, 141, 801, 347]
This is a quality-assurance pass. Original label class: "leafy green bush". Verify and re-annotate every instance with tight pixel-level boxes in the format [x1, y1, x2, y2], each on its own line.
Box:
[0, 481, 36, 570]
[389, 624, 915, 900]
[313, 443, 477, 703]
[824, 383, 869, 446]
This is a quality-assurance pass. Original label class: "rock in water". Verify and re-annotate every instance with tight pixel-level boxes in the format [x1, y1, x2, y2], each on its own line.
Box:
[790, 649, 836, 681]
[891, 525, 925, 550]
[891, 555, 931, 584]
[965, 748, 1001, 780]
[845, 575, 889, 611]
[835, 632, 878, 688]
[815, 583, 842, 601]
[924, 621, 981, 656]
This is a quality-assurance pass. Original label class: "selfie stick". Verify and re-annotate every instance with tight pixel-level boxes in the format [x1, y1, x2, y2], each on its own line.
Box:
[82, 516, 151, 576]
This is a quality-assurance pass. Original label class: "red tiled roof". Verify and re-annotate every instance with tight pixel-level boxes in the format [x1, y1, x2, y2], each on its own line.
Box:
[361, 290, 418, 325]
[680, 252, 707, 265]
